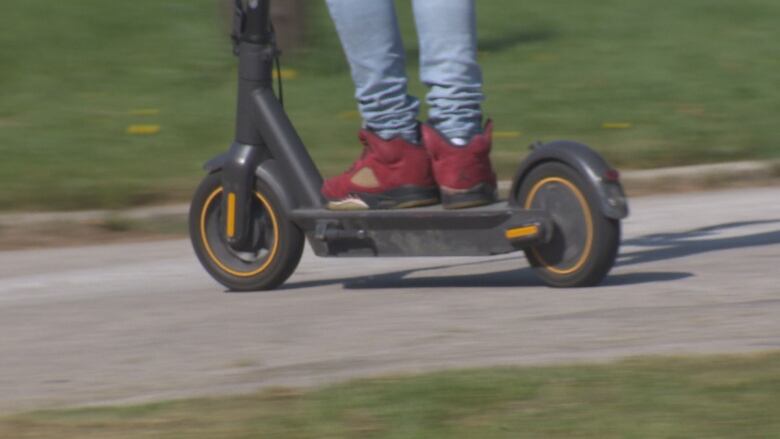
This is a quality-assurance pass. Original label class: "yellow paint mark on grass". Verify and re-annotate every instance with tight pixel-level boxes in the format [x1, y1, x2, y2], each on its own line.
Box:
[273, 69, 298, 80]
[127, 124, 161, 135]
[602, 122, 632, 129]
[338, 110, 361, 120]
[677, 104, 705, 117]
[494, 131, 522, 139]
[531, 53, 559, 62]
[128, 108, 160, 116]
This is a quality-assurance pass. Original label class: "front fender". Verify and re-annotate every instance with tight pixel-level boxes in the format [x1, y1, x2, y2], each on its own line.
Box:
[509, 141, 629, 219]
[201, 153, 298, 215]
[254, 159, 298, 214]
[203, 152, 229, 174]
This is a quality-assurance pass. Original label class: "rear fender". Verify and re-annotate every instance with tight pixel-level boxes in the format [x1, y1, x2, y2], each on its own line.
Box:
[509, 141, 629, 219]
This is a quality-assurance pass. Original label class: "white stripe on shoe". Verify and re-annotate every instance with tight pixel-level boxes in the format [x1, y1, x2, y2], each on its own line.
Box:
[326, 196, 370, 211]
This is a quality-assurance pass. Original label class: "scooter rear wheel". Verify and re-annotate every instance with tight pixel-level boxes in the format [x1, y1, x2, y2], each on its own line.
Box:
[189, 172, 304, 291]
[518, 162, 620, 287]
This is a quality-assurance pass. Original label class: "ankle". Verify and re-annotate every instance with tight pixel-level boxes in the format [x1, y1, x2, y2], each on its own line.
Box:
[369, 126, 421, 146]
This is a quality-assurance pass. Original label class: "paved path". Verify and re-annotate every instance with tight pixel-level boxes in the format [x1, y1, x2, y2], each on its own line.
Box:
[1, 187, 779, 413]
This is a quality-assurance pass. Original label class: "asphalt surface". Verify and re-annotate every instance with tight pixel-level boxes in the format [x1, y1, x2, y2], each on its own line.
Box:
[1, 186, 779, 413]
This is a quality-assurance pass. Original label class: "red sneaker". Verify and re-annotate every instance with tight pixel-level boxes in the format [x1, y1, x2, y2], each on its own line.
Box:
[321, 130, 440, 210]
[422, 121, 497, 209]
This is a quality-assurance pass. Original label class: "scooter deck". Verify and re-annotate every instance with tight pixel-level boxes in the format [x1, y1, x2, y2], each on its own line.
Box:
[291, 201, 552, 257]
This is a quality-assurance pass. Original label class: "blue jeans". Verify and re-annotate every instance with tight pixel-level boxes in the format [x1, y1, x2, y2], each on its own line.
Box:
[325, 0, 484, 143]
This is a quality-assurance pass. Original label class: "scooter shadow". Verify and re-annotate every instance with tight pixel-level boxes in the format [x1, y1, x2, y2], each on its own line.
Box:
[281, 257, 691, 291]
[282, 219, 780, 291]
[618, 219, 780, 267]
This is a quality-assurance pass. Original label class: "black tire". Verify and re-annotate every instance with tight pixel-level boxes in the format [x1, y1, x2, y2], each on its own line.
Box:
[189, 172, 304, 291]
[518, 162, 620, 287]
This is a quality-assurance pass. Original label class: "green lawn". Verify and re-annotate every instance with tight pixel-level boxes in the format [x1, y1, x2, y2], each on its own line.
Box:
[1, 0, 778, 210]
[3, 352, 779, 438]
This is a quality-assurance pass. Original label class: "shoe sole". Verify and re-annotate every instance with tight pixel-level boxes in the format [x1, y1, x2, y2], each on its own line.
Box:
[441, 183, 496, 209]
[327, 186, 440, 211]
[326, 197, 370, 210]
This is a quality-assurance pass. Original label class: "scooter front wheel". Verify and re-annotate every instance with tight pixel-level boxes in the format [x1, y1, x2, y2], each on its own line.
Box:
[189, 172, 304, 291]
[518, 162, 620, 287]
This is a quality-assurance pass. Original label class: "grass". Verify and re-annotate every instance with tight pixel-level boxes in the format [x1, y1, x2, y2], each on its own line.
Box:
[1, 0, 779, 210]
[2, 352, 780, 438]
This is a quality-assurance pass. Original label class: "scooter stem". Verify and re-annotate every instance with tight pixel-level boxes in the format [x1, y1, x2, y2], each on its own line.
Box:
[232, 0, 272, 48]
[222, 0, 275, 251]
[223, 0, 323, 251]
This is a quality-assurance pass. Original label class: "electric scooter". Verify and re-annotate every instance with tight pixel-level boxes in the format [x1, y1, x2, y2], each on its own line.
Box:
[189, 0, 629, 291]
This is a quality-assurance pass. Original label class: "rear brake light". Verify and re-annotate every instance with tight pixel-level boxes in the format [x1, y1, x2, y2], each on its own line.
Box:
[603, 169, 620, 182]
